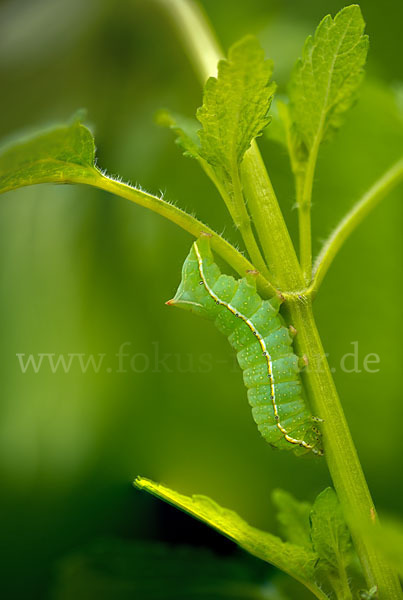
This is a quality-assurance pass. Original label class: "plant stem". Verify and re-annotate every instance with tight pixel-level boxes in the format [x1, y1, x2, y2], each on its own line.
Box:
[198, 155, 272, 280]
[158, 1, 403, 597]
[85, 172, 279, 297]
[241, 148, 304, 290]
[329, 565, 353, 600]
[287, 297, 402, 599]
[231, 163, 272, 280]
[311, 157, 403, 294]
[298, 142, 319, 283]
[160, 0, 222, 81]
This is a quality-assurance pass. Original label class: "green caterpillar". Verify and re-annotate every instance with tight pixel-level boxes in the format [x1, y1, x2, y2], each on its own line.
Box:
[167, 236, 323, 456]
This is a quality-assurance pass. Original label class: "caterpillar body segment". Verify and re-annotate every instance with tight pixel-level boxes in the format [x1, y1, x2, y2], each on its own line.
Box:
[168, 237, 323, 456]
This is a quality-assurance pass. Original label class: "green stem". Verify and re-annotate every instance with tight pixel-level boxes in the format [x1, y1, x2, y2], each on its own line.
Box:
[199, 158, 272, 280]
[231, 163, 272, 280]
[158, 1, 403, 598]
[161, 0, 222, 81]
[298, 142, 319, 283]
[329, 565, 353, 600]
[241, 148, 304, 290]
[311, 157, 403, 294]
[3, 168, 279, 297]
[287, 298, 402, 599]
[83, 171, 279, 297]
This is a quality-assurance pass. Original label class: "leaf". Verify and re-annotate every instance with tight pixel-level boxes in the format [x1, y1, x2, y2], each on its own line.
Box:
[310, 488, 352, 574]
[197, 35, 276, 178]
[53, 538, 278, 600]
[155, 110, 201, 159]
[134, 477, 321, 593]
[272, 489, 312, 548]
[0, 117, 98, 194]
[289, 5, 368, 154]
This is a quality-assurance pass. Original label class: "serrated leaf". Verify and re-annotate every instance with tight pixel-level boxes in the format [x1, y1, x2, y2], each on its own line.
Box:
[197, 35, 276, 177]
[310, 488, 352, 573]
[135, 476, 322, 594]
[289, 5, 368, 154]
[156, 110, 201, 159]
[53, 539, 277, 600]
[0, 118, 98, 193]
[272, 489, 312, 548]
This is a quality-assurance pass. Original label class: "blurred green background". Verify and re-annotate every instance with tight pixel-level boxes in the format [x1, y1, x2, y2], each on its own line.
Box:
[0, 0, 402, 597]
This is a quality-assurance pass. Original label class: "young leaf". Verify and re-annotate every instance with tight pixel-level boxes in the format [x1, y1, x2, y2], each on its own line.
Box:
[289, 5, 368, 155]
[155, 109, 229, 209]
[310, 487, 352, 574]
[134, 476, 326, 598]
[53, 539, 277, 600]
[156, 110, 201, 159]
[197, 35, 276, 177]
[193, 35, 276, 276]
[0, 118, 98, 193]
[272, 489, 312, 548]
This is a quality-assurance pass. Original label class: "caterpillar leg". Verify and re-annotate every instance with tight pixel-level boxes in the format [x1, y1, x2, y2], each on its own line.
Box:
[298, 355, 309, 369]
[311, 415, 324, 423]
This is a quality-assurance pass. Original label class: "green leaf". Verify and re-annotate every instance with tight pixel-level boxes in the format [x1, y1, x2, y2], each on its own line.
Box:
[310, 488, 352, 573]
[53, 539, 278, 600]
[0, 117, 98, 194]
[289, 5, 368, 155]
[134, 477, 325, 598]
[156, 110, 201, 159]
[272, 489, 312, 548]
[197, 35, 276, 177]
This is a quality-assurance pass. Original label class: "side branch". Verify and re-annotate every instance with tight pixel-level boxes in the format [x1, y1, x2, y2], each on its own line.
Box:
[82, 172, 280, 298]
[311, 157, 403, 293]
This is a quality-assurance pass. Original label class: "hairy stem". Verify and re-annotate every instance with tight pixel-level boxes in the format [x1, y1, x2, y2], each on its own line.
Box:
[158, 0, 403, 597]
[1, 168, 278, 297]
[83, 171, 279, 297]
[311, 157, 403, 294]
[329, 565, 353, 600]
